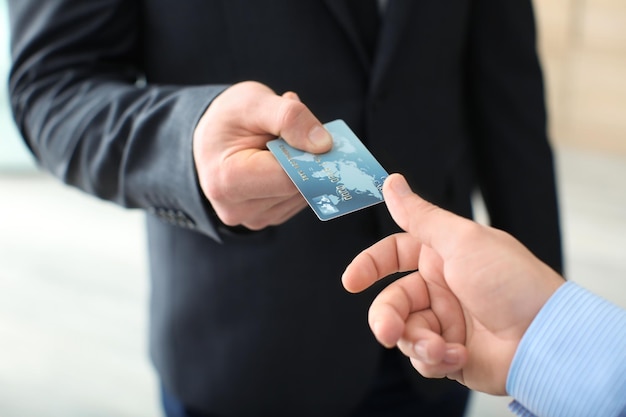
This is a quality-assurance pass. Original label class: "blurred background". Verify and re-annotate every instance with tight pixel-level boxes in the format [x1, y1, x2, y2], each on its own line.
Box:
[0, 0, 624, 416]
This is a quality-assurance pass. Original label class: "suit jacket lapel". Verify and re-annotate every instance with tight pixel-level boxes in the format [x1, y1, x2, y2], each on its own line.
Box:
[322, 0, 372, 72]
[323, 0, 413, 90]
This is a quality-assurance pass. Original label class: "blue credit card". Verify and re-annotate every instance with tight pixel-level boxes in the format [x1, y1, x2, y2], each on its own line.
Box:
[267, 119, 388, 221]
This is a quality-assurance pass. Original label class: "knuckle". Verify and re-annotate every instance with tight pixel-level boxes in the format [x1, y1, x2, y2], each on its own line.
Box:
[244, 211, 274, 230]
[216, 211, 239, 227]
[456, 221, 486, 242]
[276, 100, 308, 130]
[243, 221, 267, 231]
[205, 163, 238, 204]
[204, 179, 227, 204]
[242, 216, 269, 230]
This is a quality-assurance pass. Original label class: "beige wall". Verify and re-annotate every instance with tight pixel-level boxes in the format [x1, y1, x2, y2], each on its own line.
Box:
[534, 0, 626, 154]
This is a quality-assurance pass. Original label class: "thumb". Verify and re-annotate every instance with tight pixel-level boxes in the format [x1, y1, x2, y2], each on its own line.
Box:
[276, 100, 333, 154]
[213, 82, 333, 154]
[258, 88, 332, 153]
[383, 174, 469, 259]
[278, 90, 333, 153]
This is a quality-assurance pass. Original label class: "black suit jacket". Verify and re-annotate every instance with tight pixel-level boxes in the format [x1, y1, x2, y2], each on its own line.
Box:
[9, 1, 563, 415]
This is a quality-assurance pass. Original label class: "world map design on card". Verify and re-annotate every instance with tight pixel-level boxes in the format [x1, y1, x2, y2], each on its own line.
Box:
[267, 119, 389, 221]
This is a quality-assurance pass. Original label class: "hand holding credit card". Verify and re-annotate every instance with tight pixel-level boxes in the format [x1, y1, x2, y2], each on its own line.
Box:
[267, 119, 389, 221]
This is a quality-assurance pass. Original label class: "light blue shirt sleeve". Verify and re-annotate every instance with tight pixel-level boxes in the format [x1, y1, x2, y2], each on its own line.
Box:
[506, 281, 626, 417]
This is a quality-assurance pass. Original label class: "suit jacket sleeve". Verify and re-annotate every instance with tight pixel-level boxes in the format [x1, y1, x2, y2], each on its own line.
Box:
[467, 0, 563, 273]
[8, 0, 226, 241]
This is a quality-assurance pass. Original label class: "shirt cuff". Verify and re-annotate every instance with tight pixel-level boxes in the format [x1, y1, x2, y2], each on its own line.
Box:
[506, 281, 626, 417]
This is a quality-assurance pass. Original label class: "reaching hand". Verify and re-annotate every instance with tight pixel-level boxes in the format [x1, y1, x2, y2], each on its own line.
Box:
[342, 173, 564, 395]
[193, 81, 332, 230]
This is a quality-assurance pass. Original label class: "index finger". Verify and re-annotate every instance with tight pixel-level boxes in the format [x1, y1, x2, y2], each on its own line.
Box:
[221, 148, 301, 200]
[342, 232, 423, 293]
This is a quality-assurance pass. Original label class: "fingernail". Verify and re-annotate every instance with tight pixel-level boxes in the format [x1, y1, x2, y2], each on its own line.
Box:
[372, 321, 380, 335]
[413, 341, 429, 361]
[390, 175, 411, 196]
[308, 125, 332, 148]
[443, 347, 460, 364]
[372, 321, 387, 345]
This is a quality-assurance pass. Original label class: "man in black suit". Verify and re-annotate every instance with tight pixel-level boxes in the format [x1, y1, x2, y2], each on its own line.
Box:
[8, 1, 562, 416]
